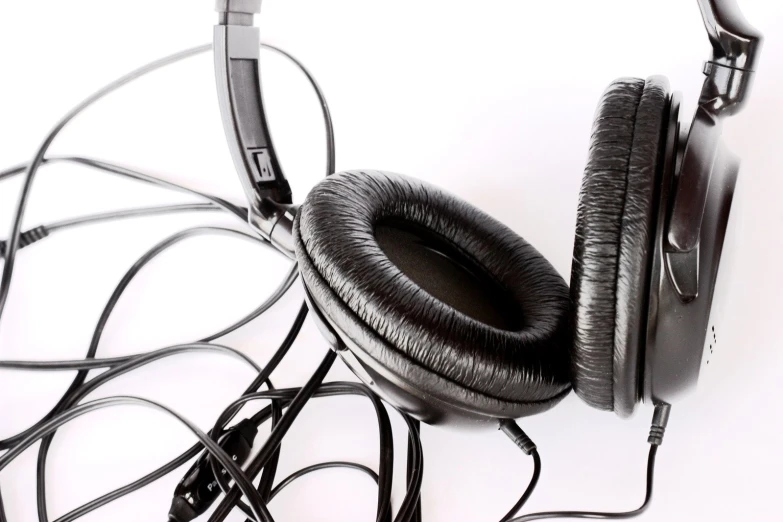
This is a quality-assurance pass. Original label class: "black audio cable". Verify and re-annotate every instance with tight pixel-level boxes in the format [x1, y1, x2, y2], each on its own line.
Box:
[168, 418, 260, 522]
[0, 341, 273, 521]
[0, 195, 422, 522]
[0, 202, 236, 260]
[0, 490, 7, 522]
[498, 420, 541, 522]
[204, 381, 397, 522]
[506, 404, 671, 522]
[0, 395, 275, 522]
[0, 19, 691, 521]
[30, 364, 422, 522]
[181, 382, 423, 522]
[407, 418, 422, 522]
[31, 296, 294, 522]
[268, 461, 379, 500]
[48, 305, 309, 522]
[207, 349, 338, 522]
[395, 414, 424, 522]
[0, 37, 335, 322]
[0, 331, 294, 522]
[0, 222, 297, 521]
[0, 31, 413, 522]
[0, 156, 249, 222]
[25, 229, 294, 521]
[0, 44, 210, 321]
[0, 35, 410, 522]
[0, 226, 50, 258]
[0, 181, 425, 520]
[199, 372, 423, 522]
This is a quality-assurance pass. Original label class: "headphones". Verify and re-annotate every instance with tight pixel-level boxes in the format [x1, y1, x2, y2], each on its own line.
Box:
[214, 0, 762, 426]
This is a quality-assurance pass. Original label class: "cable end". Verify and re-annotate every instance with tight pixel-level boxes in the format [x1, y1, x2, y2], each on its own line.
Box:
[499, 419, 537, 455]
[648, 403, 672, 446]
[168, 496, 197, 522]
[0, 226, 50, 258]
[168, 418, 258, 522]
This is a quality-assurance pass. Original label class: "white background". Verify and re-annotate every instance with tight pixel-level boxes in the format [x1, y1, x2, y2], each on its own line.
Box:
[1, 1, 781, 521]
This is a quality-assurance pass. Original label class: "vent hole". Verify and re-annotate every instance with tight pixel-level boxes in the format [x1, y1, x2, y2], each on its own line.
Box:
[707, 325, 718, 367]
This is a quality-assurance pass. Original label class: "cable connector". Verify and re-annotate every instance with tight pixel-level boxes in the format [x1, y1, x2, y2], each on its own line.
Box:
[647, 403, 672, 446]
[499, 419, 537, 455]
[168, 419, 258, 522]
[0, 226, 49, 258]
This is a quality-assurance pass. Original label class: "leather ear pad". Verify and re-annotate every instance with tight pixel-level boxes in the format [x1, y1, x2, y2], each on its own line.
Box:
[570, 77, 669, 416]
[294, 170, 572, 419]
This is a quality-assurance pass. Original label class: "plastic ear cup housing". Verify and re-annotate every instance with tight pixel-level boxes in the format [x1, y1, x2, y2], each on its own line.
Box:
[643, 93, 741, 405]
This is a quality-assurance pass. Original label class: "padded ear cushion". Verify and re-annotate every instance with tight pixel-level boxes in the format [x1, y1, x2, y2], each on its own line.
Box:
[570, 76, 670, 416]
[294, 170, 572, 419]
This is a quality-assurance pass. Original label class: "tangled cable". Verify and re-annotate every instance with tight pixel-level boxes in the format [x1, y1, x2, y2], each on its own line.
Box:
[0, 41, 422, 522]
[0, 36, 665, 522]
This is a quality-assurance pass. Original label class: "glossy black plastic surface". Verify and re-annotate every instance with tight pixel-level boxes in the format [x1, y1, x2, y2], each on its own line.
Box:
[169, 420, 257, 522]
[697, 0, 762, 71]
[667, 0, 761, 255]
[643, 92, 739, 404]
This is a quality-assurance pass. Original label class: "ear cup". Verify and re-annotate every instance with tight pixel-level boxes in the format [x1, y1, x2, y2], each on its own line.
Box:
[294, 170, 572, 420]
[570, 76, 670, 416]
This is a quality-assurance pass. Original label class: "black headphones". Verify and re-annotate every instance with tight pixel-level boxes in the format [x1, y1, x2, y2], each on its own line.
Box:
[214, 0, 762, 426]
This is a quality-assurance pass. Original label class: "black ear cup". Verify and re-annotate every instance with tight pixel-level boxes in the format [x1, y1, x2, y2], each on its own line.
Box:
[294, 170, 572, 422]
[570, 77, 670, 416]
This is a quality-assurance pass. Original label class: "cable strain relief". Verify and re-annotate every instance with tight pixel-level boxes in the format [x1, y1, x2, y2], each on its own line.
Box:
[234, 417, 259, 443]
[0, 226, 50, 258]
[647, 403, 672, 446]
[21, 225, 50, 248]
[499, 419, 537, 455]
[648, 426, 666, 446]
[168, 496, 198, 522]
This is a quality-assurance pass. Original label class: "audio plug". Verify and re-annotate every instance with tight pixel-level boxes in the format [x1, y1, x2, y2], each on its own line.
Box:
[168, 418, 258, 522]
